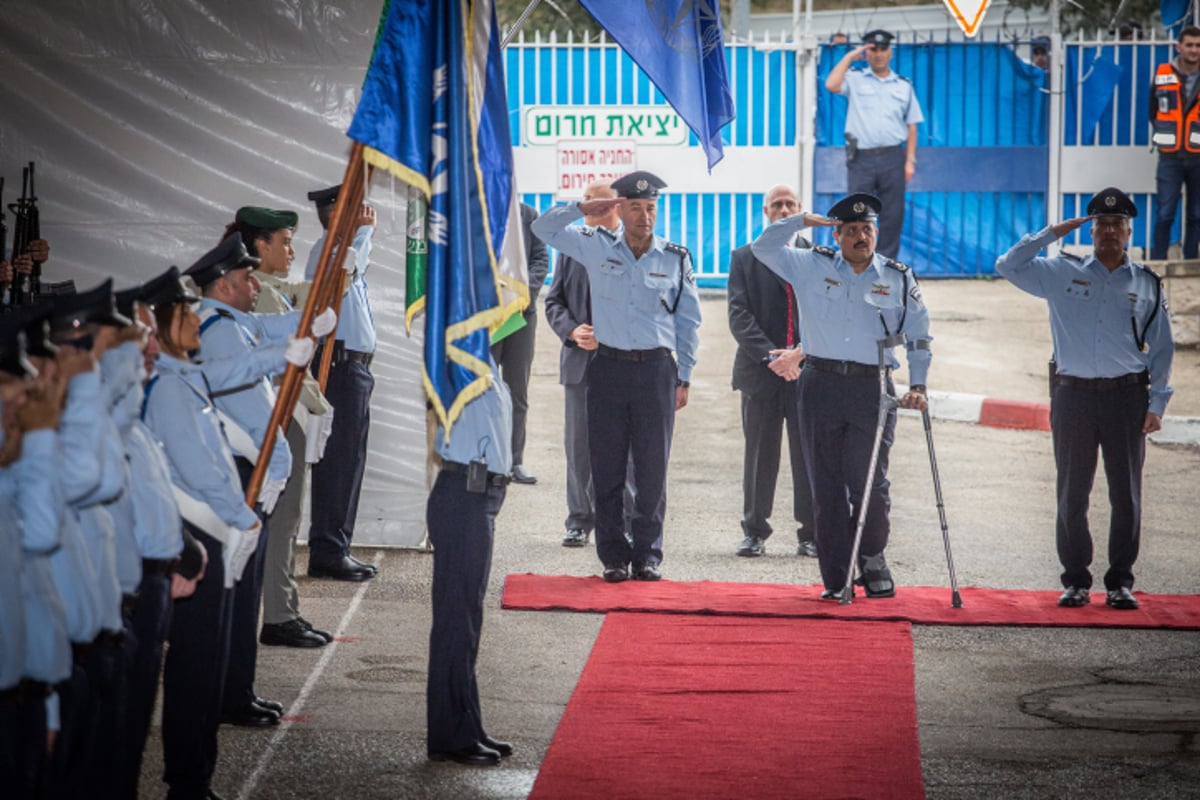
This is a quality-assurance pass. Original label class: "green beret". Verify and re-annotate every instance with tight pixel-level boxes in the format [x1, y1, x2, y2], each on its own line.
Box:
[235, 206, 299, 230]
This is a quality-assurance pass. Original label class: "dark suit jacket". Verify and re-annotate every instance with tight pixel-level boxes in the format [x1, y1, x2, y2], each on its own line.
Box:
[727, 238, 808, 397]
[521, 203, 550, 307]
[544, 251, 593, 386]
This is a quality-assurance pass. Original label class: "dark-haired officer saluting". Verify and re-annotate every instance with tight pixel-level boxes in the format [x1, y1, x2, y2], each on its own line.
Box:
[532, 171, 702, 583]
[996, 187, 1174, 611]
[752, 192, 931, 601]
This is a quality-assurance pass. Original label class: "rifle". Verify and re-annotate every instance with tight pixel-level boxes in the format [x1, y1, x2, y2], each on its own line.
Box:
[26, 162, 41, 304]
[8, 166, 31, 306]
[0, 177, 8, 311]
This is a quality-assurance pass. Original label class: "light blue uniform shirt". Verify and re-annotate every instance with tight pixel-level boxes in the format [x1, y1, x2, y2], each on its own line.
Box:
[195, 298, 298, 482]
[101, 343, 145, 594]
[144, 353, 259, 531]
[126, 420, 185, 560]
[52, 371, 109, 643]
[531, 204, 702, 382]
[840, 68, 924, 149]
[435, 366, 513, 475]
[0, 433, 26, 690]
[305, 225, 376, 354]
[996, 227, 1175, 416]
[4, 426, 70, 684]
[752, 214, 933, 385]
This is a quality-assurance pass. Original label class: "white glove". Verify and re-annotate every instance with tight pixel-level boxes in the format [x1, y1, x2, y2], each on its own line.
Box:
[312, 307, 338, 338]
[305, 409, 335, 463]
[285, 335, 315, 367]
[258, 475, 287, 515]
[222, 520, 261, 587]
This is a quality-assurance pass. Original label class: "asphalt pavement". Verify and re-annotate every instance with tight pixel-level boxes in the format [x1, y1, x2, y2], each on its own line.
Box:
[138, 280, 1200, 800]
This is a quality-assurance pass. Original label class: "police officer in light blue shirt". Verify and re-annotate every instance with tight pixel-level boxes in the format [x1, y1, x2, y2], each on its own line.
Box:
[532, 171, 702, 583]
[995, 187, 1174, 612]
[303, 185, 380, 582]
[825, 29, 924, 260]
[426, 364, 513, 766]
[752, 192, 931, 600]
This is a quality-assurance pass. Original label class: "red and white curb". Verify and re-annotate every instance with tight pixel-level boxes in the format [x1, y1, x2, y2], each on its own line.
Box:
[895, 385, 1200, 447]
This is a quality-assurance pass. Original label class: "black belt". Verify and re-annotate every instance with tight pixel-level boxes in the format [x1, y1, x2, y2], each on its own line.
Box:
[331, 340, 373, 368]
[0, 679, 49, 706]
[857, 144, 905, 156]
[805, 355, 886, 379]
[1055, 371, 1149, 391]
[440, 460, 510, 487]
[73, 630, 125, 662]
[142, 557, 177, 577]
[596, 345, 671, 363]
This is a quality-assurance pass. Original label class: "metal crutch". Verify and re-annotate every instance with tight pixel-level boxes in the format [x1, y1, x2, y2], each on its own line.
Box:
[921, 405, 963, 608]
[840, 333, 906, 605]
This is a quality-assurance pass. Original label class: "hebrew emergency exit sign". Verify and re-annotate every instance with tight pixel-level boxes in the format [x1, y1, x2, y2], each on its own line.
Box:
[942, 0, 992, 37]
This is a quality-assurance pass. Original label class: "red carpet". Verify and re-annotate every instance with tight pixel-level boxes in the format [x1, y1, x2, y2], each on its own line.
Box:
[501, 574, 1200, 630]
[529, 613, 924, 800]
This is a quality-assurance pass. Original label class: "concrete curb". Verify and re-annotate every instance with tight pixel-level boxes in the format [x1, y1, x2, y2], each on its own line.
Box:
[895, 385, 1200, 446]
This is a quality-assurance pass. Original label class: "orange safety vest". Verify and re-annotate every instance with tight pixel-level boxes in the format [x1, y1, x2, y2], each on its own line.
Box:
[1153, 62, 1200, 154]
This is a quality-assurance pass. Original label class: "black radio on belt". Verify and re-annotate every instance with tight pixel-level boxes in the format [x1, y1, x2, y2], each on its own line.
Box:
[466, 459, 487, 493]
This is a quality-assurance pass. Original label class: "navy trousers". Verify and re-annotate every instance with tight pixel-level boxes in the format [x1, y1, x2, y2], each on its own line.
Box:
[848, 145, 907, 259]
[121, 570, 172, 799]
[308, 356, 374, 562]
[1050, 381, 1147, 591]
[1152, 154, 1200, 259]
[0, 681, 47, 799]
[425, 470, 504, 753]
[162, 526, 232, 800]
[586, 352, 676, 569]
[224, 458, 269, 712]
[798, 368, 896, 591]
[491, 307, 537, 466]
[740, 379, 813, 541]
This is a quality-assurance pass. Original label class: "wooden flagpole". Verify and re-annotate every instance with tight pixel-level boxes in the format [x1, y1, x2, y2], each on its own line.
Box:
[245, 140, 369, 507]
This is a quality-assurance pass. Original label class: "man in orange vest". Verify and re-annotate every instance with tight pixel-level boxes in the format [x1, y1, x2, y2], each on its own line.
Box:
[1151, 25, 1200, 259]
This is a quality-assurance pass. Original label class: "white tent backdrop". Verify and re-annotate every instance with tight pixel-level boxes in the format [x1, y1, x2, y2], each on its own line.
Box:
[0, 1, 429, 547]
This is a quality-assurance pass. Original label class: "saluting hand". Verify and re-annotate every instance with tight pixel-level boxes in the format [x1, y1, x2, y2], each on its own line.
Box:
[578, 197, 622, 217]
[1050, 216, 1091, 239]
[847, 43, 870, 61]
[803, 212, 838, 228]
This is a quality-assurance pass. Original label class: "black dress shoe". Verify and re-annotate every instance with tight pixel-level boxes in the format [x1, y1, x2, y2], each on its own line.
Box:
[736, 535, 765, 557]
[428, 742, 501, 766]
[562, 528, 590, 547]
[481, 734, 513, 757]
[260, 618, 328, 648]
[1106, 586, 1139, 610]
[254, 696, 284, 714]
[1058, 586, 1091, 607]
[347, 554, 378, 574]
[308, 555, 375, 582]
[796, 539, 818, 558]
[856, 553, 895, 598]
[602, 565, 628, 583]
[632, 563, 662, 581]
[297, 616, 334, 643]
[221, 703, 280, 728]
[510, 465, 538, 485]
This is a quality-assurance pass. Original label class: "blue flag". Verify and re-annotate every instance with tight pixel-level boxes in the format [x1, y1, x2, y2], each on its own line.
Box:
[348, 0, 522, 436]
[578, 0, 735, 171]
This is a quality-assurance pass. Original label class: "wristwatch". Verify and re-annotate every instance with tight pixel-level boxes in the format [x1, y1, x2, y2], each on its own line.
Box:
[676, 379, 690, 388]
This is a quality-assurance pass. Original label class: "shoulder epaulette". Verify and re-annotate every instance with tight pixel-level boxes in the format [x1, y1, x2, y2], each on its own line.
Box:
[897, 74, 912, 84]
[884, 259, 910, 273]
[665, 242, 690, 260]
[1141, 263, 1163, 283]
[1060, 251, 1083, 263]
[198, 307, 234, 336]
[579, 227, 595, 237]
[813, 245, 836, 257]
[597, 227, 617, 241]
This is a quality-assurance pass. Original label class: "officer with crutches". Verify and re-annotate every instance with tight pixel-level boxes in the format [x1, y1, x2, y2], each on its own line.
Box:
[751, 193, 930, 600]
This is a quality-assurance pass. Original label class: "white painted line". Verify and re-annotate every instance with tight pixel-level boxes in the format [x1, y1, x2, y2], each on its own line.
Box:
[1150, 416, 1200, 447]
[236, 550, 384, 800]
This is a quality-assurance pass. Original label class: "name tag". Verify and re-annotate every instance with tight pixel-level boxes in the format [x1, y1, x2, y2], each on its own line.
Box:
[823, 277, 842, 287]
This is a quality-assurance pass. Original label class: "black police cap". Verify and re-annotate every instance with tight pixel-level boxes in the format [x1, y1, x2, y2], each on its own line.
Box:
[0, 324, 35, 378]
[610, 171, 667, 200]
[307, 185, 342, 208]
[184, 232, 260, 289]
[15, 303, 58, 359]
[115, 285, 142, 320]
[140, 266, 200, 310]
[47, 278, 132, 333]
[827, 192, 882, 223]
[1086, 187, 1138, 219]
[863, 29, 895, 47]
